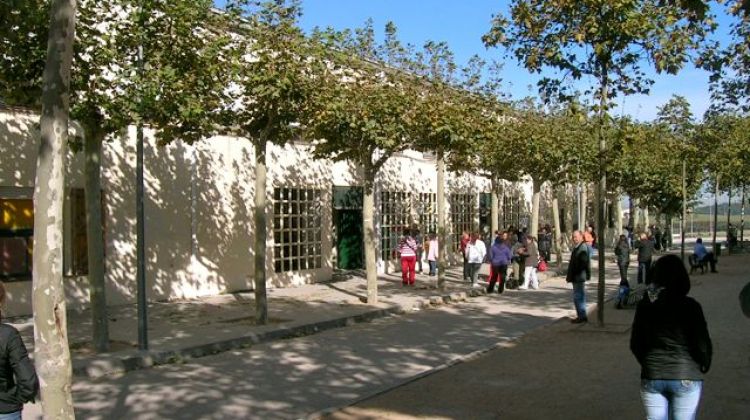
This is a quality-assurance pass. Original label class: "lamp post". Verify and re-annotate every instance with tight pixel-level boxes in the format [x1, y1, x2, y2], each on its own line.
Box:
[136, 0, 148, 351]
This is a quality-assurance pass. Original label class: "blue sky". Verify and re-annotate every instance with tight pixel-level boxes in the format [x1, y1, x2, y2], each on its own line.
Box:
[218, 0, 735, 122]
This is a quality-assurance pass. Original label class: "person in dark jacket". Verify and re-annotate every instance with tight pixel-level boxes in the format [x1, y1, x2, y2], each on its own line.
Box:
[566, 230, 590, 323]
[635, 232, 655, 284]
[0, 283, 39, 419]
[614, 234, 631, 309]
[537, 226, 552, 263]
[487, 234, 512, 294]
[630, 254, 712, 420]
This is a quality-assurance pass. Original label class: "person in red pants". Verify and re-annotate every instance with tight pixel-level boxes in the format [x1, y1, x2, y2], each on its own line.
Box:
[399, 228, 418, 286]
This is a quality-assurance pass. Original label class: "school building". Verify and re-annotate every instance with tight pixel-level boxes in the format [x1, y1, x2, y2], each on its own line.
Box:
[0, 107, 534, 317]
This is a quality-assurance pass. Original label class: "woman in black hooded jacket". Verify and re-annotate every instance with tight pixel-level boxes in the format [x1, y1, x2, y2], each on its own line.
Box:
[0, 283, 38, 419]
[630, 254, 712, 420]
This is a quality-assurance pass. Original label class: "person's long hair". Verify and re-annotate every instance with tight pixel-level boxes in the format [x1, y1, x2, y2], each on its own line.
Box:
[649, 254, 691, 298]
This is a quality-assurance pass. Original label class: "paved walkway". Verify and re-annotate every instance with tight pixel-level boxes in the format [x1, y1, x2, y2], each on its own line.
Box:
[16, 254, 629, 418]
[323, 253, 750, 420]
[12, 259, 583, 379]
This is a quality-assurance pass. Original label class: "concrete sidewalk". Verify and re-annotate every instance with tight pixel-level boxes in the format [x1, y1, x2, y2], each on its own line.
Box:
[12, 261, 576, 380]
[323, 252, 750, 420]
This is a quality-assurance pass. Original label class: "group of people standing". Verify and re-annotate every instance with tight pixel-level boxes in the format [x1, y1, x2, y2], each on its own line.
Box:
[459, 227, 549, 294]
[395, 224, 552, 292]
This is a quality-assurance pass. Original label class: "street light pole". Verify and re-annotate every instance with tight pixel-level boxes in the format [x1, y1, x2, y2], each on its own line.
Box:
[136, 0, 148, 351]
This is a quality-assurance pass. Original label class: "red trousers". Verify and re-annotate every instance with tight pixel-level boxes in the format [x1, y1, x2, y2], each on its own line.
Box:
[401, 255, 417, 284]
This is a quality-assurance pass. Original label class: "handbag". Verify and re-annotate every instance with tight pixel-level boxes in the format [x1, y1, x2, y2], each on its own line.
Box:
[537, 258, 547, 272]
[478, 263, 491, 277]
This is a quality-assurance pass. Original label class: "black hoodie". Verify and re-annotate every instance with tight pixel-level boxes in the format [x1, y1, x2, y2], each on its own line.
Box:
[0, 324, 38, 414]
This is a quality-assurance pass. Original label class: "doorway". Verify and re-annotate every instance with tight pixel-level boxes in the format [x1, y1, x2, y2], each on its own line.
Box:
[333, 187, 364, 270]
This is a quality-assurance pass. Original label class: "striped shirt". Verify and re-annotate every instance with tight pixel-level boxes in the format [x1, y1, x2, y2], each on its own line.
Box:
[399, 237, 418, 257]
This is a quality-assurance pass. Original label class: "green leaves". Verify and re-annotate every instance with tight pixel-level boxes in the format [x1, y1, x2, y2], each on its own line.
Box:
[223, 0, 318, 145]
[484, 0, 713, 103]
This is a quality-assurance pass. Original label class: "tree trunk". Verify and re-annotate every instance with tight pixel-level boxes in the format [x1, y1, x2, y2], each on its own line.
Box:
[254, 140, 268, 323]
[741, 185, 745, 243]
[681, 161, 686, 261]
[363, 169, 379, 303]
[727, 187, 732, 254]
[628, 197, 635, 230]
[712, 176, 719, 250]
[530, 178, 541, 239]
[33, 0, 77, 417]
[644, 208, 650, 230]
[614, 193, 623, 238]
[490, 177, 499, 236]
[579, 184, 587, 230]
[561, 185, 573, 241]
[436, 150, 447, 291]
[84, 127, 109, 352]
[551, 189, 563, 267]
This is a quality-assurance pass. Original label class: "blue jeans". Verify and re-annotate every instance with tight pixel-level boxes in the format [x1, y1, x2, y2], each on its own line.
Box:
[572, 281, 587, 319]
[0, 411, 22, 420]
[428, 260, 437, 275]
[640, 379, 703, 420]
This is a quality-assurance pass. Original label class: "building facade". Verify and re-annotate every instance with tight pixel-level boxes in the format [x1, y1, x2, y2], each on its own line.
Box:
[0, 108, 532, 316]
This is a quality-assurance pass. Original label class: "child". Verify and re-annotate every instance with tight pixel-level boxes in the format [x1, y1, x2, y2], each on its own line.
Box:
[427, 233, 438, 276]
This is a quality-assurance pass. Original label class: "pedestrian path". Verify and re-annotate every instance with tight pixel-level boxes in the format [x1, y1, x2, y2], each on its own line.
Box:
[323, 252, 750, 420]
[19, 252, 636, 419]
[12, 255, 621, 380]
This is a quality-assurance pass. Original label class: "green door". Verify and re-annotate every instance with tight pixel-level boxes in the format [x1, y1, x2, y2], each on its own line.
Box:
[333, 186, 364, 270]
[334, 209, 364, 269]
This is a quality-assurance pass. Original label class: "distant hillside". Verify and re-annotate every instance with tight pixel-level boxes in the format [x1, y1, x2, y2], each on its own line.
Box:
[694, 202, 748, 215]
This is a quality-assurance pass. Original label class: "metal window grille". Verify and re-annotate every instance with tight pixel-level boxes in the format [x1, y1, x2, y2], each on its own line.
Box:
[273, 187, 323, 273]
[380, 191, 411, 261]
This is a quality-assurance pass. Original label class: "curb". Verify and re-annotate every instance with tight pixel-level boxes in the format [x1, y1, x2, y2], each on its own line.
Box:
[72, 291, 475, 379]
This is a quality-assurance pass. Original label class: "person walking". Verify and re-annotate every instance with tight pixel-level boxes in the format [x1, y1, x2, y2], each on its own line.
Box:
[486, 234, 512, 294]
[398, 228, 418, 286]
[583, 225, 595, 257]
[413, 227, 424, 274]
[630, 254, 712, 420]
[426, 232, 438, 276]
[566, 230, 590, 323]
[538, 226, 552, 264]
[459, 231, 470, 282]
[465, 232, 487, 288]
[0, 283, 39, 420]
[614, 234, 631, 309]
[635, 232, 655, 284]
[511, 235, 527, 288]
[519, 235, 540, 290]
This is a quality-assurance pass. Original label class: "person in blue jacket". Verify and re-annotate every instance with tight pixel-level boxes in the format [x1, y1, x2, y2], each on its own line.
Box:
[486, 233, 513, 294]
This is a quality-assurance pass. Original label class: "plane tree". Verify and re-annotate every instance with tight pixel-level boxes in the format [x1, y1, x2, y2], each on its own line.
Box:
[32, 0, 77, 416]
[484, 0, 714, 325]
[306, 22, 420, 304]
[1, 0, 236, 350]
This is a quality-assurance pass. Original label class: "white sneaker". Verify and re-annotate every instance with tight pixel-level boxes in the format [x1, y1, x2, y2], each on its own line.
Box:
[518, 286, 528, 290]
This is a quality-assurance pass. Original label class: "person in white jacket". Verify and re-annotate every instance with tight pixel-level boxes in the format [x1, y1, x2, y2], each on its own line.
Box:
[465, 231, 487, 287]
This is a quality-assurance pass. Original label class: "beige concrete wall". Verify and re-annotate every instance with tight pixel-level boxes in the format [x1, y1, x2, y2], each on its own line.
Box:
[1, 109, 515, 316]
[0, 109, 85, 316]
